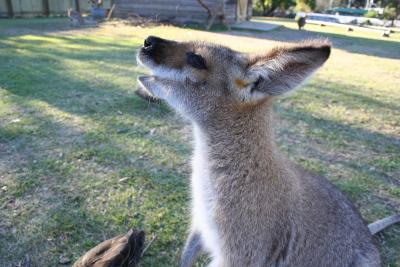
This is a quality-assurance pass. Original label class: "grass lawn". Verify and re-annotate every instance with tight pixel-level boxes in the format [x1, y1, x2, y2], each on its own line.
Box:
[0, 17, 399, 266]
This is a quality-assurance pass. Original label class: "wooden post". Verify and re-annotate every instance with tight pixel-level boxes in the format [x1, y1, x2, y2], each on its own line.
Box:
[74, 0, 80, 12]
[5, 0, 14, 17]
[42, 0, 50, 17]
[247, 0, 253, 20]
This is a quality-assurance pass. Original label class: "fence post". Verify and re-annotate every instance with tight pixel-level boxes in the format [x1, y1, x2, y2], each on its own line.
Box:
[74, 0, 80, 12]
[42, 0, 50, 16]
[5, 0, 14, 17]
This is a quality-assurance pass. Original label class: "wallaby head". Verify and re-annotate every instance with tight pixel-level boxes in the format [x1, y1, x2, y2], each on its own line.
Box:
[137, 36, 330, 124]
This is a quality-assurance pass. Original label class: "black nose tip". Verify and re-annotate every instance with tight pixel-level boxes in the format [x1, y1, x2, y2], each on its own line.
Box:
[143, 37, 153, 48]
[143, 36, 171, 48]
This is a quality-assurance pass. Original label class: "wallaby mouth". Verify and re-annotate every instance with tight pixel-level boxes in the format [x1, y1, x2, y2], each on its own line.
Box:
[137, 75, 156, 98]
[137, 36, 170, 98]
[137, 36, 186, 99]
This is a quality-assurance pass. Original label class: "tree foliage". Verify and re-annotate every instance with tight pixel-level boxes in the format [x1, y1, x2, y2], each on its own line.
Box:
[255, 0, 294, 16]
[383, 7, 396, 20]
[255, 0, 317, 16]
[385, 0, 400, 20]
[364, 9, 379, 18]
[296, 0, 315, 10]
[295, 0, 312, 12]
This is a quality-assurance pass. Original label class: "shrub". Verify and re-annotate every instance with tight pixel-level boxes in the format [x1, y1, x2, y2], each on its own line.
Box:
[295, 1, 311, 12]
[253, 0, 263, 16]
[364, 10, 378, 18]
[383, 7, 396, 20]
[295, 0, 315, 12]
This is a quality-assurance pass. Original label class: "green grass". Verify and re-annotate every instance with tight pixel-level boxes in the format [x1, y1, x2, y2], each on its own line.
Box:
[0, 18, 399, 266]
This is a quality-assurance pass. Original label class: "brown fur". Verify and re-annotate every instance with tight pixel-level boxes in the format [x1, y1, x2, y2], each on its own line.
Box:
[73, 229, 145, 267]
[137, 36, 384, 267]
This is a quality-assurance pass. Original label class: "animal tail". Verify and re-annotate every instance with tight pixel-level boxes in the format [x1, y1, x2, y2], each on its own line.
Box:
[368, 214, 400, 235]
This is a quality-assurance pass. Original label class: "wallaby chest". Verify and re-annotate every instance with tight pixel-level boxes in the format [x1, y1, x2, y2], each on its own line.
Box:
[190, 125, 223, 260]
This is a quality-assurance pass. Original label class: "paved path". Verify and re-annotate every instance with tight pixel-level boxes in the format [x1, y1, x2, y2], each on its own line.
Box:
[232, 20, 281, 32]
[306, 19, 393, 34]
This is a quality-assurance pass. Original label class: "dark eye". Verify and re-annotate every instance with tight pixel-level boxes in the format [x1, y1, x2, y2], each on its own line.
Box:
[250, 76, 263, 93]
[186, 52, 207, 70]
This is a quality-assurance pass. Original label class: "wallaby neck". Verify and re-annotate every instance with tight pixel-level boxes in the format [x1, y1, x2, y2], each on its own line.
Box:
[193, 103, 285, 182]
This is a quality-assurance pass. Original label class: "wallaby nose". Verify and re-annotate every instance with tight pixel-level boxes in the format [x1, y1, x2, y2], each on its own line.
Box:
[143, 36, 154, 48]
[144, 36, 170, 48]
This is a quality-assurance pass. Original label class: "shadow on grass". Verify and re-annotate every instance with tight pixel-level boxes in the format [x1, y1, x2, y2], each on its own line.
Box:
[0, 34, 191, 265]
[306, 79, 400, 112]
[0, 93, 190, 266]
[276, 104, 400, 184]
[0, 18, 96, 37]
[277, 102, 400, 151]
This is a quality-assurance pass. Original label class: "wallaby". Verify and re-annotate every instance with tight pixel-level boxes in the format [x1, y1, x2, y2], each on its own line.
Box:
[67, 8, 84, 27]
[296, 16, 306, 30]
[136, 36, 400, 267]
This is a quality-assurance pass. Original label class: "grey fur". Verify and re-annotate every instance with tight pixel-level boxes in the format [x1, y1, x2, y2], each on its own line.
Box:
[181, 232, 203, 267]
[137, 36, 399, 267]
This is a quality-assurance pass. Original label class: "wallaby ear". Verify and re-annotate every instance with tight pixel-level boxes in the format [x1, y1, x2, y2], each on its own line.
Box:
[248, 40, 331, 96]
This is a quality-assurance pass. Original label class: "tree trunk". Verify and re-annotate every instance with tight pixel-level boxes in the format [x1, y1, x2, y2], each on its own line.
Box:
[264, 3, 278, 16]
[258, 0, 266, 15]
[42, 0, 50, 17]
[196, 0, 222, 30]
[74, 0, 80, 12]
[5, 0, 14, 17]
[196, 0, 213, 18]
[247, 0, 253, 19]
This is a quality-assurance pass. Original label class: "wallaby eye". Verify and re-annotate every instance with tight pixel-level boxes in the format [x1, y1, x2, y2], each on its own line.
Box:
[250, 76, 263, 93]
[186, 52, 207, 70]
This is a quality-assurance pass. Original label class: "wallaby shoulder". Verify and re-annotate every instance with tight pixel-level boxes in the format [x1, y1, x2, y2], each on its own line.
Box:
[210, 155, 380, 266]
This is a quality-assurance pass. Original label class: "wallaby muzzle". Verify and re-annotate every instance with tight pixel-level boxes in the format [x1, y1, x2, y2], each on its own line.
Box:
[140, 36, 177, 64]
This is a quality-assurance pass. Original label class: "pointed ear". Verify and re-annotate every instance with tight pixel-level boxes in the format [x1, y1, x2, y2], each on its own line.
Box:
[249, 40, 331, 96]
